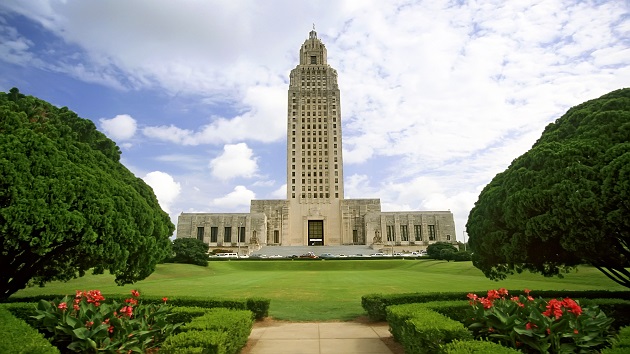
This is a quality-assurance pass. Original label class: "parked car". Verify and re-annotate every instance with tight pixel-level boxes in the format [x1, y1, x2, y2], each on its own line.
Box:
[215, 253, 238, 258]
[268, 254, 283, 259]
[249, 254, 268, 259]
[299, 252, 319, 259]
[370, 253, 385, 257]
[319, 253, 336, 259]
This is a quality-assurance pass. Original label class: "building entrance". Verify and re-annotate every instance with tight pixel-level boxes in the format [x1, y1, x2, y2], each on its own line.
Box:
[308, 220, 324, 246]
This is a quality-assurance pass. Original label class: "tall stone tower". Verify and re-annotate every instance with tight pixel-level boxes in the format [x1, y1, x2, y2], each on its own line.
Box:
[285, 28, 345, 245]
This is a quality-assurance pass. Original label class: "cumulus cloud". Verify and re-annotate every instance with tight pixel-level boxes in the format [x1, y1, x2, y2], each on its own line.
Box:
[99, 114, 137, 142]
[212, 186, 255, 209]
[209, 143, 258, 180]
[142, 171, 181, 214]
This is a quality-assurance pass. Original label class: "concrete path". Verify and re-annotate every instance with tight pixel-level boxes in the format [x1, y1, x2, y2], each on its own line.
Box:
[242, 321, 399, 354]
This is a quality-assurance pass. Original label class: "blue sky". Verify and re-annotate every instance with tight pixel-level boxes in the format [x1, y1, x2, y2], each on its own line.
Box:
[1, 1, 629, 241]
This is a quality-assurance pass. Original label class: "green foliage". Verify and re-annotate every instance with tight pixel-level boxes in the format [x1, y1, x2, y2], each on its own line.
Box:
[179, 308, 253, 354]
[361, 290, 630, 322]
[466, 88, 630, 287]
[465, 289, 614, 353]
[442, 339, 522, 353]
[387, 303, 473, 354]
[168, 306, 211, 324]
[579, 298, 630, 330]
[0, 88, 175, 300]
[161, 330, 227, 354]
[427, 242, 458, 259]
[453, 251, 472, 262]
[246, 297, 270, 320]
[9, 293, 271, 321]
[32, 290, 181, 353]
[0, 306, 61, 354]
[172, 238, 209, 266]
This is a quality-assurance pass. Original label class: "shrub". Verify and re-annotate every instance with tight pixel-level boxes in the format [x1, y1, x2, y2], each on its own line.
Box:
[32, 289, 181, 353]
[452, 251, 472, 262]
[0, 306, 60, 354]
[419, 301, 470, 323]
[465, 288, 614, 353]
[161, 330, 228, 354]
[169, 306, 211, 324]
[172, 238, 209, 266]
[387, 303, 472, 354]
[442, 339, 522, 353]
[427, 242, 458, 259]
[246, 297, 270, 320]
[9, 294, 270, 320]
[580, 298, 630, 330]
[361, 290, 630, 322]
[178, 308, 253, 354]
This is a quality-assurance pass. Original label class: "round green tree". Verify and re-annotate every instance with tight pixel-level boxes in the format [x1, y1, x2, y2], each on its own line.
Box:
[0, 88, 175, 300]
[466, 88, 630, 287]
[171, 238, 209, 266]
[426, 242, 458, 259]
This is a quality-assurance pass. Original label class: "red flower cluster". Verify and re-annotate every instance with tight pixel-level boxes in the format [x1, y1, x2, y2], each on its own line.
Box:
[468, 288, 513, 309]
[543, 298, 582, 320]
[57, 302, 68, 311]
[73, 289, 106, 310]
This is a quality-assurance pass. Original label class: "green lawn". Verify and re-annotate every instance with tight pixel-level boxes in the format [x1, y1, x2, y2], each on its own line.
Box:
[12, 259, 625, 321]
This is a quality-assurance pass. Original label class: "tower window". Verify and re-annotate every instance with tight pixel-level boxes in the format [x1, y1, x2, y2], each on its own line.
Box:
[311, 56, 317, 64]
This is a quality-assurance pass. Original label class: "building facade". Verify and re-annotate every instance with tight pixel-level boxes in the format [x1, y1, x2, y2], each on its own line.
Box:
[177, 29, 457, 253]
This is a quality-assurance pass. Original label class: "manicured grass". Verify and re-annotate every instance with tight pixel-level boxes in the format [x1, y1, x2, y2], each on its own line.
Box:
[12, 259, 625, 321]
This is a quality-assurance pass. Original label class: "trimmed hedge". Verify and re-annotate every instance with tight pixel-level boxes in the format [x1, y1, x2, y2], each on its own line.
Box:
[387, 303, 473, 354]
[417, 300, 470, 323]
[168, 308, 254, 354]
[169, 306, 213, 324]
[7, 294, 270, 320]
[362, 290, 630, 321]
[442, 339, 522, 353]
[161, 330, 228, 354]
[0, 306, 60, 354]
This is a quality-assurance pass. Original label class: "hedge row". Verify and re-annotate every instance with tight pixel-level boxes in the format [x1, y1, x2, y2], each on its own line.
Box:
[7, 294, 270, 320]
[362, 290, 630, 321]
[0, 305, 60, 354]
[442, 339, 522, 353]
[161, 308, 254, 354]
[386, 303, 473, 354]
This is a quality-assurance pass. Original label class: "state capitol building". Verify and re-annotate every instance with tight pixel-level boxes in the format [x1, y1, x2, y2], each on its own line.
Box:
[177, 29, 457, 253]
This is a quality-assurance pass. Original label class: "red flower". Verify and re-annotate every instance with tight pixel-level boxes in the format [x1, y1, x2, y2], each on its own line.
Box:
[523, 288, 531, 295]
[131, 290, 140, 298]
[574, 329, 579, 334]
[480, 298, 493, 309]
[120, 306, 133, 318]
[73, 304, 80, 311]
[498, 288, 508, 297]
[85, 321, 94, 328]
[527, 296, 534, 302]
[467, 293, 478, 301]
[562, 298, 582, 316]
[125, 298, 138, 306]
[57, 302, 68, 311]
[487, 289, 500, 300]
[526, 322, 537, 330]
[162, 297, 168, 303]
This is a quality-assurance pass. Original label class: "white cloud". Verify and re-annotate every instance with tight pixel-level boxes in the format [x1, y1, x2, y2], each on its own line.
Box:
[270, 184, 287, 199]
[212, 186, 255, 209]
[99, 114, 137, 141]
[142, 171, 181, 214]
[209, 143, 258, 180]
[142, 85, 286, 145]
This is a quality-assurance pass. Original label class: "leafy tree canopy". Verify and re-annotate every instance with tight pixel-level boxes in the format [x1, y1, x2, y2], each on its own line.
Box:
[171, 238, 209, 266]
[467, 88, 630, 287]
[426, 242, 458, 259]
[0, 88, 175, 300]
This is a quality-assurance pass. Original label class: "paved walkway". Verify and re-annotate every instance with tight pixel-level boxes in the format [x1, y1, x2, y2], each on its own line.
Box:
[242, 321, 398, 354]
